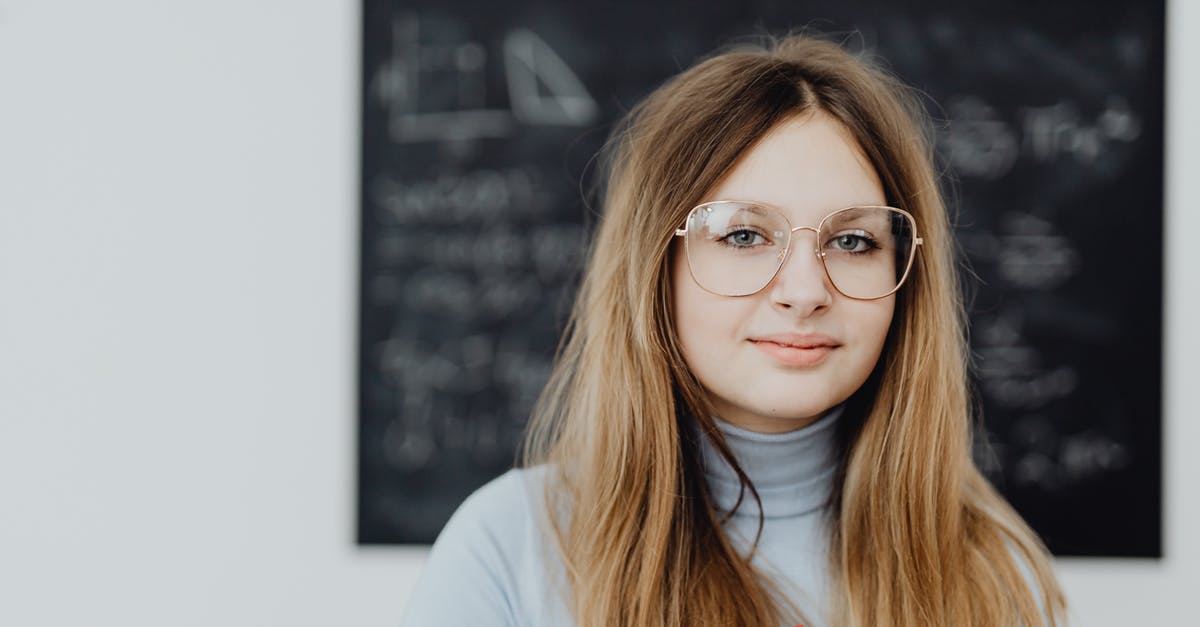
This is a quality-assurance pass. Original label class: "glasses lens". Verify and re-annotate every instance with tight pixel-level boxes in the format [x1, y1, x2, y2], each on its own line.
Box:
[684, 202, 790, 296]
[819, 206, 915, 299]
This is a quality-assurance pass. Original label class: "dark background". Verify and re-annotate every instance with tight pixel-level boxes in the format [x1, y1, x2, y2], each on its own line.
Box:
[357, 0, 1164, 557]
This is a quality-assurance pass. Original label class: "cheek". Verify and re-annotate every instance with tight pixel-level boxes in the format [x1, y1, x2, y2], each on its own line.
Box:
[671, 250, 733, 361]
[671, 251, 705, 349]
[856, 298, 896, 360]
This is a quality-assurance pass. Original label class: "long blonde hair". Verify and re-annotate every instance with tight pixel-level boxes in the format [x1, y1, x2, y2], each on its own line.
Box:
[520, 33, 1067, 627]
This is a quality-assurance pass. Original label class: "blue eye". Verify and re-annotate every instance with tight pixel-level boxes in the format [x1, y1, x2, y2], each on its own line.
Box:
[718, 228, 768, 248]
[826, 231, 877, 253]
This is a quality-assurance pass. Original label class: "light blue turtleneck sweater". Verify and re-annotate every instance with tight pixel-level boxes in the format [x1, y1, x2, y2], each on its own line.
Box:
[400, 405, 846, 627]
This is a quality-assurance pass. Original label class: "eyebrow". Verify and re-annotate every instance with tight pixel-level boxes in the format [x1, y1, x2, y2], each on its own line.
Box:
[718, 201, 774, 217]
[715, 200, 893, 226]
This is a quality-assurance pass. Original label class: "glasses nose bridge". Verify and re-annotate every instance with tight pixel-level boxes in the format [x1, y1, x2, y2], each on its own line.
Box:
[776, 223, 826, 279]
[769, 223, 829, 300]
[784, 224, 822, 257]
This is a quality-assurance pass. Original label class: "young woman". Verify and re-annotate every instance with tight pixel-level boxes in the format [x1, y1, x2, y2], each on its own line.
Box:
[402, 33, 1068, 627]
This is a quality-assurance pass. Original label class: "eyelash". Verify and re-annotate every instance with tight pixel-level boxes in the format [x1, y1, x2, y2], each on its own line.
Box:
[714, 227, 770, 248]
[826, 231, 879, 254]
[713, 228, 880, 254]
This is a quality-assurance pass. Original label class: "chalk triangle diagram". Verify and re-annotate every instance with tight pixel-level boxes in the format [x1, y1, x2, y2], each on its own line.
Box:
[503, 28, 598, 126]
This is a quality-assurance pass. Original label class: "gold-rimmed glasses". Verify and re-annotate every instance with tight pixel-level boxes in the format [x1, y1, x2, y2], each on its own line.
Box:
[673, 200, 923, 300]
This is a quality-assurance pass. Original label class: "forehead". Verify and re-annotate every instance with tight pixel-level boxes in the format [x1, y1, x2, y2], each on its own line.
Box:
[702, 111, 886, 224]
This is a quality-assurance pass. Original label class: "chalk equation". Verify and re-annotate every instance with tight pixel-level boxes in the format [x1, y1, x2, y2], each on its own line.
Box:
[943, 95, 1141, 180]
[370, 15, 599, 144]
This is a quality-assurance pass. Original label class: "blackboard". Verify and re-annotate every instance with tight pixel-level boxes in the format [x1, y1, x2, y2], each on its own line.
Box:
[357, 0, 1164, 557]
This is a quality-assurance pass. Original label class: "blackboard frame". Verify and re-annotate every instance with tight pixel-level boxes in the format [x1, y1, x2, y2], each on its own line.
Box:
[356, 0, 1165, 557]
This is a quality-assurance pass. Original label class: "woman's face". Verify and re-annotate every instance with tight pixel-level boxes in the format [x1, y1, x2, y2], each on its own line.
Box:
[671, 111, 895, 434]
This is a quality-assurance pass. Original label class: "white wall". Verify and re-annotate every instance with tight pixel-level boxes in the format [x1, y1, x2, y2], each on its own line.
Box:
[0, 2, 1193, 626]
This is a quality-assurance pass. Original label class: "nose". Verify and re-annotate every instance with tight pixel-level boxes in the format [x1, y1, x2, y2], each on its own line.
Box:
[767, 227, 834, 316]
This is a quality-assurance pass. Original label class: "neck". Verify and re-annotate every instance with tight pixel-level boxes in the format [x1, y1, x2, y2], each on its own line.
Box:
[692, 404, 844, 519]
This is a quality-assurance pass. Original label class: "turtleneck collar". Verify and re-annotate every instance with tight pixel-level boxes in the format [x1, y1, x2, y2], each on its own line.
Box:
[693, 404, 844, 519]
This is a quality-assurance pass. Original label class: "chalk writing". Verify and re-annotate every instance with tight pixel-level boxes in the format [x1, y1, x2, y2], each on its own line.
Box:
[371, 15, 598, 144]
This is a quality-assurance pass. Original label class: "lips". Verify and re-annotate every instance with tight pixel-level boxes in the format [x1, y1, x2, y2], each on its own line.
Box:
[748, 333, 840, 367]
[749, 333, 840, 349]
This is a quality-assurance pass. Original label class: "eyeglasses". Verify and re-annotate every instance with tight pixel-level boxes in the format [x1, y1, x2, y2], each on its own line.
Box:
[673, 201, 923, 300]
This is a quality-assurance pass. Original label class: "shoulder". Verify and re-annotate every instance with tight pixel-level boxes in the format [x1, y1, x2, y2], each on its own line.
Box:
[441, 465, 559, 548]
[447, 466, 538, 530]
[401, 465, 564, 627]
[425, 465, 553, 571]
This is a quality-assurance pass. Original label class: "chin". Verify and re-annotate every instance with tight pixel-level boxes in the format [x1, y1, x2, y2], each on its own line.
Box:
[778, 409, 831, 422]
[755, 402, 833, 421]
[770, 389, 836, 411]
